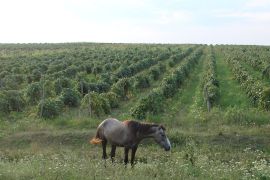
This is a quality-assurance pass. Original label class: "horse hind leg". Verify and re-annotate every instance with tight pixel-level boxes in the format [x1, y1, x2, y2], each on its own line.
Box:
[124, 147, 129, 166]
[131, 146, 138, 166]
[110, 145, 116, 163]
[102, 139, 108, 159]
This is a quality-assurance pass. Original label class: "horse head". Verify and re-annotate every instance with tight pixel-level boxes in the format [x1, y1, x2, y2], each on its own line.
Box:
[152, 125, 171, 151]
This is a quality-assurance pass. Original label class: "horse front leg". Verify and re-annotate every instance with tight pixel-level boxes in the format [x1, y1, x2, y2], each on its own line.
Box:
[124, 147, 129, 165]
[110, 145, 116, 163]
[131, 146, 138, 166]
[102, 139, 107, 159]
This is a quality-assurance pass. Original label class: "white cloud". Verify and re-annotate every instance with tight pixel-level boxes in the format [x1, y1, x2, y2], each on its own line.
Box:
[245, 0, 270, 8]
[0, 0, 89, 42]
[153, 10, 193, 24]
[216, 11, 270, 22]
[213, 0, 270, 23]
[0, 0, 269, 45]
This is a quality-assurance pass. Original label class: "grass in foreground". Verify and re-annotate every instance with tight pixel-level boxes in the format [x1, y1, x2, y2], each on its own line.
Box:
[0, 125, 269, 180]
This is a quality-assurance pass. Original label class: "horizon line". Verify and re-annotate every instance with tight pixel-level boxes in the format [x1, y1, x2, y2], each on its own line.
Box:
[0, 41, 269, 46]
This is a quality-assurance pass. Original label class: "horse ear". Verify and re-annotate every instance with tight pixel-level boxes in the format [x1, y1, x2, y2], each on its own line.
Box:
[159, 125, 166, 131]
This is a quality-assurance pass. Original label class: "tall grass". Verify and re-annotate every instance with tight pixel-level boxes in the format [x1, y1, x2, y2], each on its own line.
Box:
[1, 131, 269, 180]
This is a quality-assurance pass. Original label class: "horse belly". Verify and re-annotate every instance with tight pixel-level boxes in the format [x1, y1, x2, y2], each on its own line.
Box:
[104, 128, 128, 146]
[100, 118, 130, 146]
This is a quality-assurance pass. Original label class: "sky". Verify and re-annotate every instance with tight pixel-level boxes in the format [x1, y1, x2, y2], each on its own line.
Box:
[0, 0, 270, 45]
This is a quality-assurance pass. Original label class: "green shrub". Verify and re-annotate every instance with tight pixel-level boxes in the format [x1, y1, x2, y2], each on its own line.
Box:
[3, 90, 26, 112]
[116, 66, 131, 78]
[0, 92, 9, 114]
[168, 60, 175, 67]
[60, 88, 80, 107]
[134, 74, 150, 89]
[54, 77, 72, 95]
[77, 80, 89, 95]
[100, 96, 111, 114]
[131, 89, 164, 120]
[65, 65, 78, 78]
[0, 90, 26, 113]
[259, 88, 270, 110]
[81, 92, 111, 116]
[101, 92, 119, 108]
[85, 63, 93, 74]
[25, 82, 42, 104]
[88, 82, 110, 93]
[111, 78, 132, 99]
[32, 69, 42, 81]
[149, 66, 161, 80]
[104, 63, 112, 71]
[2, 75, 24, 89]
[92, 65, 103, 76]
[160, 75, 179, 98]
[205, 83, 219, 104]
[0, 71, 9, 79]
[38, 98, 63, 119]
[100, 73, 112, 85]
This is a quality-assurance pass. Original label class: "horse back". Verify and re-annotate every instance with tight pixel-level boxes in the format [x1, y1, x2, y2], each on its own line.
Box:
[98, 118, 129, 146]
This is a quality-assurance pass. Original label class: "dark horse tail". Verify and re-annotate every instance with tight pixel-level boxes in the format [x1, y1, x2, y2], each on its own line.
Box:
[90, 128, 103, 145]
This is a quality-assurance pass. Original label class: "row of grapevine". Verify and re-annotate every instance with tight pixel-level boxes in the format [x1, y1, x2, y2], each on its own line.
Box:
[1, 44, 172, 92]
[1, 44, 191, 117]
[30, 46, 190, 118]
[131, 48, 194, 91]
[201, 46, 219, 111]
[131, 47, 204, 119]
[77, 51, 170, 95]
[219, 46, 270, 79]
[223, 51, 270, 110]
[78, 47, 196, 117]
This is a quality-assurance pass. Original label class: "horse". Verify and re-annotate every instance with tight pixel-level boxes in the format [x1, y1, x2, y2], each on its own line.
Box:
[90, 118, 171, 166]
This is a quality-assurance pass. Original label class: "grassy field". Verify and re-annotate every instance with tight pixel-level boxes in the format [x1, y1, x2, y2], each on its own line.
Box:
[0, 116, 269, 180]
[0, 44, 270, 179]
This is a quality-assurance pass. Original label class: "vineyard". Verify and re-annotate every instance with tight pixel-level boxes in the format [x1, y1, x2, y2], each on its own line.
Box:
[0, 43, 270, 179]
[1, 43, 270, 119]
[0, 44, 201, 119]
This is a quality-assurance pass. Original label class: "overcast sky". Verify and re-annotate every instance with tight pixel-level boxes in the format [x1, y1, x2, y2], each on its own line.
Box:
[0, 0, 270, 45]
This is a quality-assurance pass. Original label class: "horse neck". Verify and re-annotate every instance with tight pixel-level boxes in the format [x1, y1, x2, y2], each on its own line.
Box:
[136, 123, 156, 140]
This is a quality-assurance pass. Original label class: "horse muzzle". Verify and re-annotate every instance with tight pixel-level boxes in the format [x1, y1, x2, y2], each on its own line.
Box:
[164, 146, 171, 151]
[164, 137, 171, 151]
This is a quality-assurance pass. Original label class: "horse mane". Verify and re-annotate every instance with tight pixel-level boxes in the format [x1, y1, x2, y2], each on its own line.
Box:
[124, 120, 165, 135]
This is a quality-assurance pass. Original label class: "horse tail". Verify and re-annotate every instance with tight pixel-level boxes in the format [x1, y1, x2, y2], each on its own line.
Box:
[90, 138, 102, 145]
[89, 128, 103, 145]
